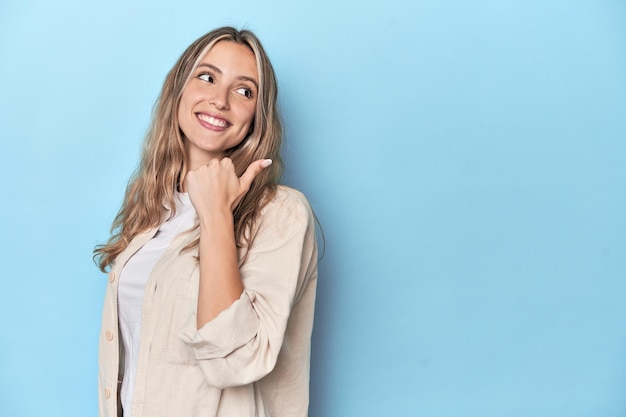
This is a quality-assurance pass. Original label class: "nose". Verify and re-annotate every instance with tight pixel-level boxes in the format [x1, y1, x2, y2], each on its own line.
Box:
[210, 86, 230, 110]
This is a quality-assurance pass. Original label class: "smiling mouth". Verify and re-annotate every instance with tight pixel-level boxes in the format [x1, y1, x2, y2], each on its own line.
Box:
[197, 113, 230, 128]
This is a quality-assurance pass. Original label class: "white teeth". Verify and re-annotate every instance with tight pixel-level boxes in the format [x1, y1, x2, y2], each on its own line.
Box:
[198, 114, 228, 128]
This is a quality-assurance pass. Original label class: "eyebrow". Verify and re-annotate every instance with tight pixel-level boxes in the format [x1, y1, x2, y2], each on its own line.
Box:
[197, 63, 259, 90]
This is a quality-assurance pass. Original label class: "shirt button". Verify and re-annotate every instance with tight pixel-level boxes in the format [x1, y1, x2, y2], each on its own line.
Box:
[105, 331, 114, 341]
[108, 272, 116, 283]
[104, 388, 111, 399]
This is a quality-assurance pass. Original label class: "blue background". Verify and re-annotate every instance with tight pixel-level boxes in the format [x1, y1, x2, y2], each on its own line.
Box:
[1, 1, 625, 416]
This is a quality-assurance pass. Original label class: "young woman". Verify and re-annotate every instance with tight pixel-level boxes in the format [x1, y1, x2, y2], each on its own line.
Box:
[94, 27, 318, 417]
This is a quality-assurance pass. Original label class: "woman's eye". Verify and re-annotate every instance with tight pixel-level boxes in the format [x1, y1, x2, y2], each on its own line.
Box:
[236, 87, 254, 98]
[198, 73, 214, 83]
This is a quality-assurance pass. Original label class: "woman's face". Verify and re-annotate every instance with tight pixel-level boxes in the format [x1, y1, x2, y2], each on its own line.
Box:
[178, 40, 259, 169]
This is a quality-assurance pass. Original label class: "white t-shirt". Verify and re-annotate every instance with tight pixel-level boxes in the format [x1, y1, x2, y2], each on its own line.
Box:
[117, 192, 196, 412]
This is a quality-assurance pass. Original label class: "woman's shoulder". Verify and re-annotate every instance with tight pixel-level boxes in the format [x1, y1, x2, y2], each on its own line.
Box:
[260, 185, 314, 224]
[271, 185, 311, 207]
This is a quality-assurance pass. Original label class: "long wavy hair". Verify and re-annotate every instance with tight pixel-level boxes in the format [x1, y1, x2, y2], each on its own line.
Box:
[94, 27, 283, 272]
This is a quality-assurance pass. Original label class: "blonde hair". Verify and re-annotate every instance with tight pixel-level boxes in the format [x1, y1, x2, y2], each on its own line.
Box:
[94, 27, 283, 272]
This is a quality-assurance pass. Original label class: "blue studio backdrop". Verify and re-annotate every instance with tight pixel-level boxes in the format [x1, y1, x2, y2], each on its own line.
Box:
[1, 1, 625, 416]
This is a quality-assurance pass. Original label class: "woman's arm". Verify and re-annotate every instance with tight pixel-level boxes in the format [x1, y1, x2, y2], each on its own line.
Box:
[178, 185, 318, 389]
[196, 201, 243, 326]
[185, 157, 271, 327]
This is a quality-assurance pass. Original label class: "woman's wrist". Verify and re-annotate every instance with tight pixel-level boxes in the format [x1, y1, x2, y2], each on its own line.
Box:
[198, 206, 234, 231]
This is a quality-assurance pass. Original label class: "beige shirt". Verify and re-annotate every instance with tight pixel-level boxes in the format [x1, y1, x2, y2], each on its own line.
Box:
[98, 186, 318, 417]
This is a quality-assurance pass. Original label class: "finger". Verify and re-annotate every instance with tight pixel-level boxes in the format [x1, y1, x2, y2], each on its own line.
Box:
[219, 157, 233, 168]
[239, 159, 272, 191]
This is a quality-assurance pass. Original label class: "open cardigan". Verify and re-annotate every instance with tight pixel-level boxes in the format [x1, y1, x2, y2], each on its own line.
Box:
[98, 186, 318, 417]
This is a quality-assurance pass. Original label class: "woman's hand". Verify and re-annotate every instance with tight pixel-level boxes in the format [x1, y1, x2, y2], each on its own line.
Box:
[185, 158, 272, 215]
